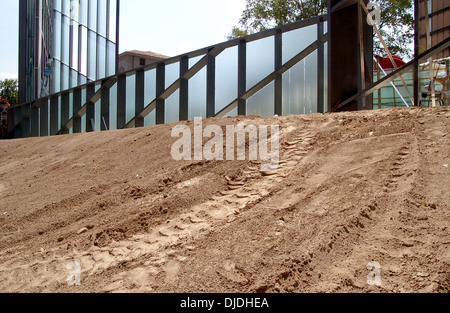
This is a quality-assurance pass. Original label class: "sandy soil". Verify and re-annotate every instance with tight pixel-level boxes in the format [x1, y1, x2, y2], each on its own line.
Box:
[0, 107, 449, 293]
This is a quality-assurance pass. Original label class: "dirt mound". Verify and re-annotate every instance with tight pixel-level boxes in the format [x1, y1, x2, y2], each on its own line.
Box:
[0, 107, 449, 293]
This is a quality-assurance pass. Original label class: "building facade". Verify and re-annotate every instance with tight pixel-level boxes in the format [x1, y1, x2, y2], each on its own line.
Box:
[19, 0, 120, 104]
[419, 0, 450, 59]
[118, 50, 169, 73]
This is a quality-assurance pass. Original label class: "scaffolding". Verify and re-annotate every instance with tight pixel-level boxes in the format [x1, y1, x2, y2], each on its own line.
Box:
[374, 57, 450, 109]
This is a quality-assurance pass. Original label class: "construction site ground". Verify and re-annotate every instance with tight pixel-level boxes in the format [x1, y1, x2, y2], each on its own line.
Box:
[0, 106, 449, 293]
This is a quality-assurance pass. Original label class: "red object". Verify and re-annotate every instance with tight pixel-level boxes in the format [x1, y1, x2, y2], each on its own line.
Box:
[0, 99, 10, 108]
[375, 55, 406, 70]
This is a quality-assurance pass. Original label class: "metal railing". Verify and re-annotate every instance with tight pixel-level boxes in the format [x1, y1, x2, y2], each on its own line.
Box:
[8, 15, 327, 138]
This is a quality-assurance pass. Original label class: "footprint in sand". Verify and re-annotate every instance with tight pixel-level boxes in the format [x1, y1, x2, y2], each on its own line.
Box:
[164, 260, 180, 283]
[218, 260, 248, 285]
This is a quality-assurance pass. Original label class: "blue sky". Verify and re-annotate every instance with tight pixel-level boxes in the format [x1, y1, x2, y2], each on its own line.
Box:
[0, 0, 246, 80]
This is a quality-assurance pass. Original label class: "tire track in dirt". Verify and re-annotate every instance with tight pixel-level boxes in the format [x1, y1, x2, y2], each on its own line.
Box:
[85, 124, 319, 292]
[0, 108, 448, 293]
[152, 116, 446, 293]
[0, 119, 318, 292]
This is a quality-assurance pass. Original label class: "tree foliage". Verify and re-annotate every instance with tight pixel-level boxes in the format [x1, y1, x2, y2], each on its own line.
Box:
[375, 0, 414, 59]
[229, 0, 327, 37]
[0, 79, 18, 106]
[229, 0, 414, 60]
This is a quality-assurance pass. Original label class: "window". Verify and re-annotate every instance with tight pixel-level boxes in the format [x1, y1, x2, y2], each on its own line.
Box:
[140, 58, 146, 66]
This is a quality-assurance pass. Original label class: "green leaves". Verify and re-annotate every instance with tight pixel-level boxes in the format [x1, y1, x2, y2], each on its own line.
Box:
[375, 0, 414, 60]
[229, 0, 414, 60]
[0, 79, 18, 106]
[228, 0, 327, 39]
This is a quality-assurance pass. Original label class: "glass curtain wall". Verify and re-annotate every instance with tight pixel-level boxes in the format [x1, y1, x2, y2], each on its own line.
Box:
[52, 0, 118, 94]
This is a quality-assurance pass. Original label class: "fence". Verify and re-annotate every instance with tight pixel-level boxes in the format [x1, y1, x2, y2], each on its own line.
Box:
[8, 15, 327, 138]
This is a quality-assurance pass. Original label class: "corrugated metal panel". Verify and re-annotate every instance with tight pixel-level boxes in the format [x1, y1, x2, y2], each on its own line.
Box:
[420, 0, 450, 59]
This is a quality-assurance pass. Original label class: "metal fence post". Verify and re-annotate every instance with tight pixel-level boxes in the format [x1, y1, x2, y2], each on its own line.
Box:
[31, 103, 40, 137]
[414, 0, 419, 107]
[317, 17, 325, 113]
[21, 103, 31, 138]
[60, 92, 70, 134]
[14, 106, 23, 138]
[206, 50, 216, 118]
[135, 69, 145, 127]
[117, 74, 126, 129]
[73, 88, 82, 133]
[50, 95, 59, 136]
[40, 98, 49, 137]
[101, 80, 111, 130]
[238, 39, 247, 116]
[86, 83, 96, 132]
[156, 63, 165, 124]
[179, 56, 189, 121]
[274, 29, 283, 116]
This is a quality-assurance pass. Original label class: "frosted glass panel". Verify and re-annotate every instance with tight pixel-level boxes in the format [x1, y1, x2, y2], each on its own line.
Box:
[68, 92, 73, 121]
[216, 46, 238, 113]
[95, 97, 101, 131]
[189, 55, 205, 69]
[247, 81, 274, 117]
[247, 36, 274, 90]
[283, 25, 317, 64]
[188, 67, 206, 119]
[165, 62, 179, 88]
[165, 90, 179, 124]
[145, 110, 156, 127]
[109, 83, 117, 130]
[224, 107, 238, 118]
[282, 51, 318, 115]
[144, 69, 156, 105]
[126, 75, 136, 123]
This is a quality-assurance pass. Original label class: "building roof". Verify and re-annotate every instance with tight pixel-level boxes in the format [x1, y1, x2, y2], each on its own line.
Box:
[119, 50, 170, 60]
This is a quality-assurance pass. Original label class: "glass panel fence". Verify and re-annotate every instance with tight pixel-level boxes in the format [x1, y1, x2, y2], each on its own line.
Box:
[144, 69, 156, 107]
[145, 110, 156, 127]
[215, 46, 238, 114]
[126, 75, 136, 123]
[165, 91, 180, 124]
[11, 17, 329, 138]
[282, 51, 318, 115]
[188, 67, 207, 119]
[282, 24, 317, 64]
[247, 36, 274, 90]
[247, 81, 275, 117]
[109, 82, 117, 130]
